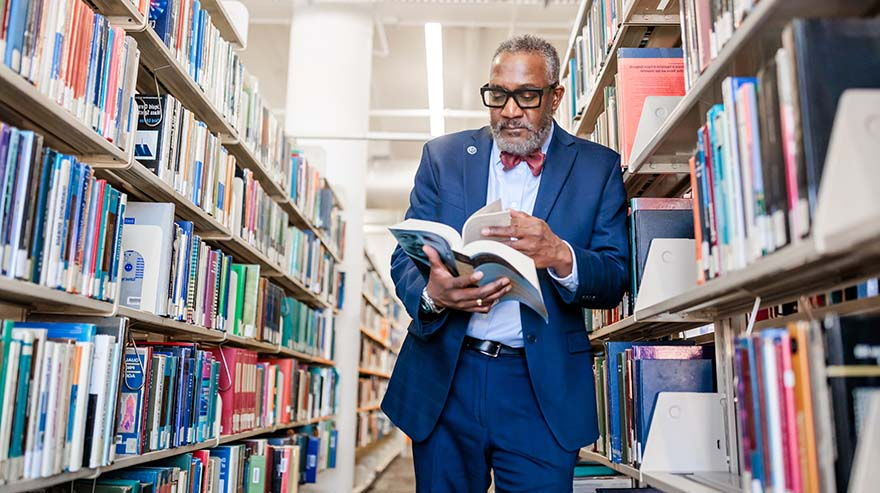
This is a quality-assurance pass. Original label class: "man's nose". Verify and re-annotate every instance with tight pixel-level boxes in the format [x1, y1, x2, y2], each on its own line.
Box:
[501, 96, 523, 119]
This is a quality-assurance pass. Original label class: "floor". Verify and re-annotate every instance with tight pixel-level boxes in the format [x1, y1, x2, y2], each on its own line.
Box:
[366, 455, 417, 493]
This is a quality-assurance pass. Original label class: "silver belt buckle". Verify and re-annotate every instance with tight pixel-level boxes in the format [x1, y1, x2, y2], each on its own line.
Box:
[478, 343, 502, 358]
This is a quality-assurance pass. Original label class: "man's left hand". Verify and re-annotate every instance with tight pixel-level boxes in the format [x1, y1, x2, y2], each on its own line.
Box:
[482, 210, 573, 276]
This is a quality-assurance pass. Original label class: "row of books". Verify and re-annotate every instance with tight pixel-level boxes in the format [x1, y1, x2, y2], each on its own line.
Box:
[150, 0, 243, 130]
[212, 347, 338, 436]
[688, 18, 880, 281]
[0, 121, 126, 301]
[360, 338, 396, 375]
[0, 319, 127, 482]
[282, 298, 335, 360]
[48, 428, 338, 493]
[118, 342, 221, 456]
[361, 299, 390, 339]
[0, 0, 139, 153]
[290, 151, 345, 254]
[135, 94, 236, 228]
[679, 0, 758, 89]
[566, 0, 624, 124]
[734, 314, 880, 493]
[592, 342, 714, 465]
[362, 265, 389, 311]
[356, 410, 394, 450]
[135, 96, 344, 307]
[358, 376, 388, 410]
[237, 72, 291, 191]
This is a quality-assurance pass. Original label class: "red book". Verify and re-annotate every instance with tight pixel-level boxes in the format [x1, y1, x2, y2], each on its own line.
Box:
[210, 346, 253, 435]
[775, 335, 802, 493]
[616, 48, 686, 167]
[193, 450, 211, 493]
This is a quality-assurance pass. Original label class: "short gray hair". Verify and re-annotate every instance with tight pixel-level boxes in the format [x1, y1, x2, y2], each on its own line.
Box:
[493, 34, 560, 85]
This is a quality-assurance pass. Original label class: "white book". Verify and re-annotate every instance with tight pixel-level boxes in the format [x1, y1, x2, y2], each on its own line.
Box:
[4, 132, 34, 278]
[196, 243, 209, 327]
[27, 340, 54, 478]
[22, 329, 48, 478]
[0, 336, 22, 482]
[103, 329, 126, 466]
[53, 344, 73, 474]
[227, 269, 238, 331]
[39, 156, 67, 287]
[87, 335, 113, 468]
[761, 336, 785, 493]
[149, 355, 166, 451]
[67, 342, 93, 472]
[41, 343, 62, 477]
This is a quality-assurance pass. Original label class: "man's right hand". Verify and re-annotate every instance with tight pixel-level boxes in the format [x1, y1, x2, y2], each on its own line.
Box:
[423, 245, 511, 314]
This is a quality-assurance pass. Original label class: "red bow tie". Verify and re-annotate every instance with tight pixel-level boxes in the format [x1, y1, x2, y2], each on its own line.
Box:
[500, 151, 545, 176]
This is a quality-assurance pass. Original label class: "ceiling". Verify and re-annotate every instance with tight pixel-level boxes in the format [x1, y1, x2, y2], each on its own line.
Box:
[240, 0, 576, 266]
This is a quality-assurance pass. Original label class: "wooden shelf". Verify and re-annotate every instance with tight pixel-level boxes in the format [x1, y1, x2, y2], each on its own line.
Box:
[278, 346, 334, 366]
[579, 449, 641, 481]
[272, 272, 333, 310]
[570, 0, 681, 138]
[99, 162, 232, 237]
[357, 403, 382, 413]
[623, 0, 876, 196]
[222, 137, 287, 199]
[360, 326, 392, 350]
[216, 234, 282, 277]
[127, 24, 236, 137]
[589, 315, 709, 343]
[200, 0, 247, 49]
[362, 292, 387, 316]
[323, 178, 343, 208]
[122, 306, 226, 342]
[359, 367, 392, 379]
[90, 0, 146, 24]
[0, 413, 336, 493]
[753, 295, 880, 331]
[0, 62, 132, 165]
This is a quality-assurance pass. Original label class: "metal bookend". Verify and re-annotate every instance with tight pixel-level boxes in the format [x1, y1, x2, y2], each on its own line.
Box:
[640, 392, 728, 473]
[630, 96, 685, 172]
[634, 238, 697, 313]
[812, 89, 880, 255]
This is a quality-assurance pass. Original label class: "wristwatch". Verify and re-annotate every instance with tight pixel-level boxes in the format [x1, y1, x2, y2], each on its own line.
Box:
[420, 287, 444, 314]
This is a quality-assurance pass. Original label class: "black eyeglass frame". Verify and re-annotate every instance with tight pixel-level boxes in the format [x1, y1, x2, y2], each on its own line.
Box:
[479, 83, 559, 109]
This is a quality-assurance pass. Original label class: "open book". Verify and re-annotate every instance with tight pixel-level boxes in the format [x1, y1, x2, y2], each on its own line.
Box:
[390, 200, 547, 321]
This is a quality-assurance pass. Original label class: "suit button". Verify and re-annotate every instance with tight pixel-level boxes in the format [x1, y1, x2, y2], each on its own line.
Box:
[526, 334, 537, 343]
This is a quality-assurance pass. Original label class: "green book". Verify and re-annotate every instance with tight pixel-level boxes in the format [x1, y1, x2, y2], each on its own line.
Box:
[242, 265, 260, 338]
[573, 464, 616, 477]
[0, 320, 13, 431]
[280, 297, 293, 350]
[230, 264, 246, 336]
[246, 454, 267, 493]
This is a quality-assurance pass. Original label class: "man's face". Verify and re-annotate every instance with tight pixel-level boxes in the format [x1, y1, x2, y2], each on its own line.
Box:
[487, 51, 564, 154]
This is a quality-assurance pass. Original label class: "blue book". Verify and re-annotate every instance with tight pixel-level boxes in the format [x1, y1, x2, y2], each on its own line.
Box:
[707, 104, 729, 265]
[604, 342, 636, 463]
[8, 331, 33, 472]
[114, 347, 151, 455]
[634, 359, 714, 462]
[742, 336, 766, 486]
[209, 446, 233, 493]
[305, 435, 320, 483]
[198, 352, 212, 442]
[208, 360, 219, 439]
[192, 456, 203, 493]
[3, 0, 29, 72]
[13, 322, 97, 342]
[30, 150, 57, 281]
[107, 467, 171, 490]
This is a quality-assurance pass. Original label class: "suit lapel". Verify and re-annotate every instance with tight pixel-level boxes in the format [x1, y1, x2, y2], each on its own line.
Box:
[533, 124, 578, 222]
[463, 127, 493, 218]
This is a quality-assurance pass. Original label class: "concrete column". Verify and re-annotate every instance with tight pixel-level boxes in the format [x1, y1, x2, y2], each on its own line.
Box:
[285, 6, 373, 492]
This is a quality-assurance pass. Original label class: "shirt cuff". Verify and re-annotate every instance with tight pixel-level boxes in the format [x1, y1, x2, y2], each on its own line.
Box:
[548, 240, 579, 292]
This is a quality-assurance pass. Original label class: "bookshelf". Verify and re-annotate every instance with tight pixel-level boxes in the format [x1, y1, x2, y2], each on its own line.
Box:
[0, 1, 345, 491]
[199, 0, 247, 49]
[562, 0, 880, 492]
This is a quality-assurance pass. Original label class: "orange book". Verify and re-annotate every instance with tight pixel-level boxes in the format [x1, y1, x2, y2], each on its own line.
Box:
[788, 321, 820, 493]
[688, 156, 706, 285]
[615, 48, 686, 167]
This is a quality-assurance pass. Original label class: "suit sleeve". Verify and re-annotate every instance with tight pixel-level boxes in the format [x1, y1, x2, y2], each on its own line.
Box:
[552, 158, 629, 309]
[391, 143, 452, 340]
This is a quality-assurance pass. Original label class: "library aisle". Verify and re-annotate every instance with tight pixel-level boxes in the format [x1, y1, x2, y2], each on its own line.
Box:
[0, 0, 878, 493]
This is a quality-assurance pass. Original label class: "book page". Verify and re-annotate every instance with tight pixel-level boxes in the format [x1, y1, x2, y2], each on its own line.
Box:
[462, 210, 512, 245]
[459, 240, 547, 321]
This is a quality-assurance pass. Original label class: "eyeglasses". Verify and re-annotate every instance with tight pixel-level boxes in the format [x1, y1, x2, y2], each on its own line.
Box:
[480, 83, 557, 109]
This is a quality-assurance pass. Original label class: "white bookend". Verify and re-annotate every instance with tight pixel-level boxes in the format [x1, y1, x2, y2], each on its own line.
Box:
[630, 96, 685, 172]
[850, 391, 880, 493]
[634, 238, 698, 313]
[640, 392, 728, 473]
[812, 89, 880, 254]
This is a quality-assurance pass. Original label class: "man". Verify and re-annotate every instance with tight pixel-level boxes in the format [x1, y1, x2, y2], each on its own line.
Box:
[382, 34, 628, 492]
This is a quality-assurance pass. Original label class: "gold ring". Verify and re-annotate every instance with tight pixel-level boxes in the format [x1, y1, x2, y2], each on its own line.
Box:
[476, 298, 483, 307]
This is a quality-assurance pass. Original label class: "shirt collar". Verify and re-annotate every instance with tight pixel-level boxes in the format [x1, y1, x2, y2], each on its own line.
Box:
[490, 121, 555, 168]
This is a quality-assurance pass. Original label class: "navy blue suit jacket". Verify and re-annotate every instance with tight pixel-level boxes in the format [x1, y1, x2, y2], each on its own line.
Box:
[381, 124, 629, 451]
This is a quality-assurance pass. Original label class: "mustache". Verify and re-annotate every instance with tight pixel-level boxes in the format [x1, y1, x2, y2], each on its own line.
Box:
[497, 120, 536, 130]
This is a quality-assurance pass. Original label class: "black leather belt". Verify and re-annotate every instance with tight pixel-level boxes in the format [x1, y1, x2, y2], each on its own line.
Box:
[463, 336, 525, 358]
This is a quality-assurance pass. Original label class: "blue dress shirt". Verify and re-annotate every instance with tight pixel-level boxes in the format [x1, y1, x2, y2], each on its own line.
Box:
[465, 123, 579, 347]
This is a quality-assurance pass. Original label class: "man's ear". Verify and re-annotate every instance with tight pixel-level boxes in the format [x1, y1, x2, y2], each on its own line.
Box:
[551, 85, 565, 112]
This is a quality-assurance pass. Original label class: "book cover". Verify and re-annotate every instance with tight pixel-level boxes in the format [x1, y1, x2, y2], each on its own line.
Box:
[115, 346, 151, 456]
[628, 198, 693, 305]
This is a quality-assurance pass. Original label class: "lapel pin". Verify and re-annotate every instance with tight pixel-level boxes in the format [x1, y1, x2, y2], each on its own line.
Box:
[467, 145, 477, 155]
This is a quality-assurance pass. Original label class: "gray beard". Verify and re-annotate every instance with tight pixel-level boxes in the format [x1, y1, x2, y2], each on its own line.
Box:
[490, 113, 553, 155]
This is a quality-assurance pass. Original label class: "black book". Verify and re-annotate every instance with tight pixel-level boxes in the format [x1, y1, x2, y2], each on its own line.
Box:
[134, 95, 172, 175]
[823, 313, 880, 493]
[629, 198, 694, 309]
[756, 58, 789, 251]
[784, 17, 880, 221]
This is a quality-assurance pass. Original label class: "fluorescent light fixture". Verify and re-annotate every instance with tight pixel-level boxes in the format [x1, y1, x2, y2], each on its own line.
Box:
[424, 22, 445, 137]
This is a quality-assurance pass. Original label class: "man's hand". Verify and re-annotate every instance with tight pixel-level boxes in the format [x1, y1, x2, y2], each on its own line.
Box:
[482, 210, 573, 276]
[423, 245, 510, 314]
